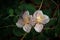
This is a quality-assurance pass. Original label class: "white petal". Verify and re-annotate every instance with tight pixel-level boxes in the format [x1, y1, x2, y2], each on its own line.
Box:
[33, 10, 43, 18]
[34, 23, 43, 32]
[30, 15, 36, 26]
[42, 15, 50, 24]
[23, 24, 32, 33]
[22, 10, 29, 19]
[16, 19, 24, 28]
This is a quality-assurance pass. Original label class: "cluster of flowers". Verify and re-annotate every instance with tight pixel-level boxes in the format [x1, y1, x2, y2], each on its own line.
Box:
[16, 10, 50, 33]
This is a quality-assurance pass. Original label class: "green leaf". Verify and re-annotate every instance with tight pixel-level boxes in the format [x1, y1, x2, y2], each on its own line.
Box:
[25, 4, 36, 14]
[13, 27, 25, 37]
[17, 3, 36, 15]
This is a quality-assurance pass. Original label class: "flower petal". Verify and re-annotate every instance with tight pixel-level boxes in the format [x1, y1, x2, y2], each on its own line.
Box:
[22, 10, 29, 19]
[23, 24, 32, 33]
[33, 10, 43, 18]
[16, 19, 24, 28]
[34, 23, 43, 32]
[42, 15, 50, 24]
[30, 15, 36, 26]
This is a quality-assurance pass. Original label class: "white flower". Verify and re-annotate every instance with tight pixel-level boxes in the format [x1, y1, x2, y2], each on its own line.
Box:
[33, 10, 50, 32]
[16, 10, 50, 33]
[16, 11, 32, 33]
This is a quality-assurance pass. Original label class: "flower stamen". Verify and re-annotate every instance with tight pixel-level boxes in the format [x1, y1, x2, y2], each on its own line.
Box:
[23, 17, 30, 24]
[36, 16, 43, 23]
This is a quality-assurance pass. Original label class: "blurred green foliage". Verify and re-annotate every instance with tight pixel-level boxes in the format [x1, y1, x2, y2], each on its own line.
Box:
[13, 27, 25, 37]
[8, 8, 14, 16]
[34, 0, 41, 4]
[0, 0, 59, 40]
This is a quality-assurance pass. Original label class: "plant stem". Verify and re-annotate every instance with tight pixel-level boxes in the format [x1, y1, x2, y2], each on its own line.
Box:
[39, 0, 43, 10]
[21, 33, 27, 40]
[0, 25, 15, 28]
[51, 0, 57, 6]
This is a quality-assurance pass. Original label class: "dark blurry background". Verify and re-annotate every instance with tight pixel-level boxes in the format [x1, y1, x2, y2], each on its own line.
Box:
[0, 0, 60, 40]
